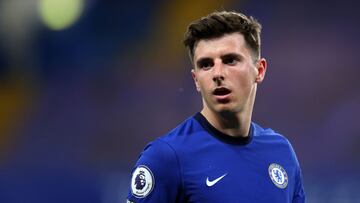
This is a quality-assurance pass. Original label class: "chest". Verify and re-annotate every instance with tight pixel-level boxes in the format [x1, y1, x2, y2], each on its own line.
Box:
[180, 142, 296, 203]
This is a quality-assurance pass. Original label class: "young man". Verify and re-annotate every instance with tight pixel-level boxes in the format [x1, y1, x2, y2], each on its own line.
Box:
[127, 11, 305, 203]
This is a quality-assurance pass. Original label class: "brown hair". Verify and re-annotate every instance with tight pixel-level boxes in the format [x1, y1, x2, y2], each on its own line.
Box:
[183, 11, 262, 62]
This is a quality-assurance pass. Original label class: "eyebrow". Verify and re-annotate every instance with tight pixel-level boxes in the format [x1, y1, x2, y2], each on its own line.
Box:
[220, 53, 243, 61]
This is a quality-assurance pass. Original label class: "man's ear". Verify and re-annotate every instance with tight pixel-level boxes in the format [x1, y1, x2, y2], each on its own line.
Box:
[191, 69, 201, 92]
[255, 58, 267, 83]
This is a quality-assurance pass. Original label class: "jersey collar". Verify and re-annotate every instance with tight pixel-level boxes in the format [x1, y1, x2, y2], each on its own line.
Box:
[194, 112, 253, 145]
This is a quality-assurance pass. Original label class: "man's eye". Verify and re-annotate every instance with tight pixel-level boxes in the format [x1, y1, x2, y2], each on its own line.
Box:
[201, 62, 212, 68]
[223, 58, 237, 65]
[197, 60, 213, 69]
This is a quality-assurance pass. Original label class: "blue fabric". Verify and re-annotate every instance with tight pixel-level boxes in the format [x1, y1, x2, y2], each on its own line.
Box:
[127, 112, 305, 203]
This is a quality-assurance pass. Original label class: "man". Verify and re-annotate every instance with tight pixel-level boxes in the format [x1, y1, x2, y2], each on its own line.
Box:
[127, 10, 305, 203]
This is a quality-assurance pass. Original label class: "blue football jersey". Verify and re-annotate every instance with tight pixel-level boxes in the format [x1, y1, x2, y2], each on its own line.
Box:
[127, 113, 305, 203]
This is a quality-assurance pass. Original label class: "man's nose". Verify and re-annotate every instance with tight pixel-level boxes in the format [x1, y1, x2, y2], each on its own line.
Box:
[212, 60, 225, 83]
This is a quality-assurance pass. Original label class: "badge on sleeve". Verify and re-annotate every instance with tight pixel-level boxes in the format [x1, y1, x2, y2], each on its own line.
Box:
[131, 165, 155, 198]
[268, 163, 288, 189]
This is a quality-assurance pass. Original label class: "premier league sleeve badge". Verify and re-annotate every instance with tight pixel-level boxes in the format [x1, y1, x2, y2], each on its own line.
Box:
[131, 165, 155, 198]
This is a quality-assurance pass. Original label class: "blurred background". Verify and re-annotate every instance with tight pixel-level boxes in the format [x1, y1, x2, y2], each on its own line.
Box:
[0, 0, 359, 202]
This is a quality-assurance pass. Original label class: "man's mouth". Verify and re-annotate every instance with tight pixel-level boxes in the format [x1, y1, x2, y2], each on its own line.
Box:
[213, 87, 231, 96]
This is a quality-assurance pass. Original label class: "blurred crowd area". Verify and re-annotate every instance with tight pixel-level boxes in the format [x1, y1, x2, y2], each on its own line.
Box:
[0, 0, 360, 202]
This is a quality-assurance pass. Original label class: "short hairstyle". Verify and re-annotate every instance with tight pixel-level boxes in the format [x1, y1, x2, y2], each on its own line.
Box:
[183, 11, 262, 62]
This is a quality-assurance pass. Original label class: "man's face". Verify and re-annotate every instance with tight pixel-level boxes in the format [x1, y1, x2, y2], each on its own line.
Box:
[192, 33, 266, 115]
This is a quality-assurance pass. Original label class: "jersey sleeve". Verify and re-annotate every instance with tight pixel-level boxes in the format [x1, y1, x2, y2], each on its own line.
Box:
[292, 166, 306, 203]
[127, 139, 183, 203]
[287, 140, 306, 203]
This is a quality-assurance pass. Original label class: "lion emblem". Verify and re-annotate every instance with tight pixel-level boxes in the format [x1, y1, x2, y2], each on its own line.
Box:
[134, 170, 146, 190]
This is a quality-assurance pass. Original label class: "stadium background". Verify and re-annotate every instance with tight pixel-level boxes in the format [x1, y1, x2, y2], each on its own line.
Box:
[0, 0, 359, 202]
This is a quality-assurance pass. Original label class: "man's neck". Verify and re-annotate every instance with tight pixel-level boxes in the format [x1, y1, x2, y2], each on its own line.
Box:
[200, 108, 252, 138]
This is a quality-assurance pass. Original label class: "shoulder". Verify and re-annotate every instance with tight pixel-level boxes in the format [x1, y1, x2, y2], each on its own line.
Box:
[252, 122, 300, 163]
[127, 116, 199, 200]
[157, 114, 201, 147]
[136, 138, 178, 167]
[134, 114, 200, 167]
[253, 122, 292, 144]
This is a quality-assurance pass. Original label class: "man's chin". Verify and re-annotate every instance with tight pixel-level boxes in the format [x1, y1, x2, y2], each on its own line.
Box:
[215, 105, 236, 114]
